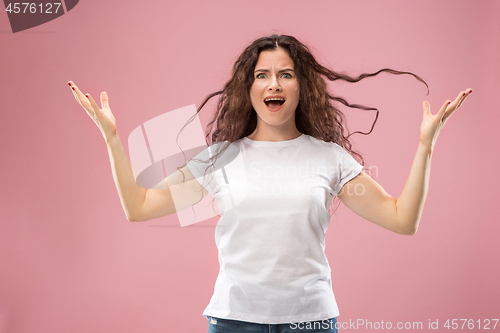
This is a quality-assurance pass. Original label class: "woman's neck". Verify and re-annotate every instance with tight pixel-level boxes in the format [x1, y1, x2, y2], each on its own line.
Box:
[247, 128, 302, 142]
[246, 120, 302, 142]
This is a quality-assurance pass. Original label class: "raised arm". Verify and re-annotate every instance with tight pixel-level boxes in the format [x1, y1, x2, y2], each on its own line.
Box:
[338, 88, 472, 235]
[68, 81, 208, 222]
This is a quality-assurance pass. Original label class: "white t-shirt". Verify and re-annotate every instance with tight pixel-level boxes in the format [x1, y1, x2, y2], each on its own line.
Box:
[186, 133, 363, 324]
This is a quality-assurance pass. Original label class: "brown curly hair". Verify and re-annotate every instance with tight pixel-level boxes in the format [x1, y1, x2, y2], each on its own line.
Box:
[179, 34, 428, 213]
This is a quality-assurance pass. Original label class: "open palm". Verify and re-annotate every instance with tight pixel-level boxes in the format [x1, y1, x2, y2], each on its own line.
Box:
[68, 81, 117, 142]
[420, 88, 472, 148]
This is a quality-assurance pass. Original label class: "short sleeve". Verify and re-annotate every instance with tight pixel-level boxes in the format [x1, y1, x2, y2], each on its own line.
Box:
[185, 141, 237, 194]
[331, 144, 363, 196]
[186, 147, 216, 194]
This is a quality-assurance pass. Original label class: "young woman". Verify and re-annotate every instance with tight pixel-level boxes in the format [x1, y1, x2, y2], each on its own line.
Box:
[68, 34, 471, 333]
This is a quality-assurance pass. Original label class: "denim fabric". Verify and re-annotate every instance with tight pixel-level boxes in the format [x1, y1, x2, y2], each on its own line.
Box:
[207, 316, 338, 333]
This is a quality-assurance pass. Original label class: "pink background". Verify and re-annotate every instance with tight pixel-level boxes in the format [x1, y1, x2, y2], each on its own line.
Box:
[1, 0, 499, 332]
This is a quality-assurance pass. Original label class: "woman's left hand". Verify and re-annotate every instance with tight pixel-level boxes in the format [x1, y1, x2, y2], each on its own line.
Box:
[420, 88, 472, 148]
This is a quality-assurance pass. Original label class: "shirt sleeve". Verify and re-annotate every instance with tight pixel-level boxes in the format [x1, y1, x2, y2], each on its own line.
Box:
[186, 141, 239, 195]
[331, 144, 363, 196]
[186, 146, 216, 194]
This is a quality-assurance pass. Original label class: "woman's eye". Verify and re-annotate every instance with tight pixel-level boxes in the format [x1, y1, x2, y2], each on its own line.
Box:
[255, 73, 292, 79]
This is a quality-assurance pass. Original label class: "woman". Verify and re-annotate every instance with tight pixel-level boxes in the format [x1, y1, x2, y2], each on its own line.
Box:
[68, 34, 471, 333]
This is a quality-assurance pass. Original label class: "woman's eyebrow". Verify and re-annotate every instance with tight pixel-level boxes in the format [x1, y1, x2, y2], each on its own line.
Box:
[254, 68, 295, 73]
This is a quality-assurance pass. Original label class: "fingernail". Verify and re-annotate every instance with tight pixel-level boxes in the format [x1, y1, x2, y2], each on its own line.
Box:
[71, 86, 75, 90]
[68, 82, 71, 86]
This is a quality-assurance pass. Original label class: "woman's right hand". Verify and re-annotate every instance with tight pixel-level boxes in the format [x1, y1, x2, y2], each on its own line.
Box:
[68, 81, 117, 142]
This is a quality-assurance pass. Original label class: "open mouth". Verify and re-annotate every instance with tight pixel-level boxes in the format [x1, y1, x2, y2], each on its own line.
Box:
[264, 97, 285, 110]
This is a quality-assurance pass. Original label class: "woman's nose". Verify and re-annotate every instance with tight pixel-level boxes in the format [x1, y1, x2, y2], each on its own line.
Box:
[268, 76, 281, 91]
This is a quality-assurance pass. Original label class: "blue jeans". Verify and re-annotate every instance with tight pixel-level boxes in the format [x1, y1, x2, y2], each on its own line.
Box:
[207, 316, 338, 333]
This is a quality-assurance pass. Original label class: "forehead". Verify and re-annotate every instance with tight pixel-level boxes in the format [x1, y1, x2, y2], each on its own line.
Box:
[255, 48, 294, 69]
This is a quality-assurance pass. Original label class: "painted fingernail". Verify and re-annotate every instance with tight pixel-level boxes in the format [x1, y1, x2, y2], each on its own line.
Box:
[71, 86, 75, 90]
[68, 82, 71, 86]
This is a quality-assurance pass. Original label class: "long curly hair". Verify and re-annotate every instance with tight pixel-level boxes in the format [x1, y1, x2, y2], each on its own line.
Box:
[180, 34, 428, 213]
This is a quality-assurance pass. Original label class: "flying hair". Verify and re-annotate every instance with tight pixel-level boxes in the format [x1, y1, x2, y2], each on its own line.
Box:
[176, 34, 428, 215]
